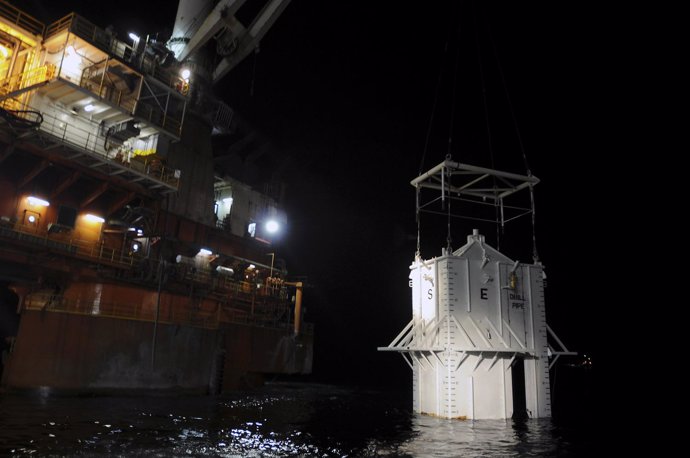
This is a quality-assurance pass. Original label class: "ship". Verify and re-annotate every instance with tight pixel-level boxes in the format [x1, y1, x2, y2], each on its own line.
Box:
[0, 0, 312, 394]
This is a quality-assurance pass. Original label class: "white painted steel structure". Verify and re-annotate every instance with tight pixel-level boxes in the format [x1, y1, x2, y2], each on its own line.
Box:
[379, 161, 573, 420]
[169, 0, 291, 83]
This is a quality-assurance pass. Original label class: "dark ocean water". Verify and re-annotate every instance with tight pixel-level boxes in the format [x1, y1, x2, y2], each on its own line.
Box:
[0, 382, 593, 457]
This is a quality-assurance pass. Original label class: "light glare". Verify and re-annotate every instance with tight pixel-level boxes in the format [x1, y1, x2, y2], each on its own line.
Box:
[265, 220, 279, 233]
[84, 214, 105, 223]
[27, 196, 50, 206]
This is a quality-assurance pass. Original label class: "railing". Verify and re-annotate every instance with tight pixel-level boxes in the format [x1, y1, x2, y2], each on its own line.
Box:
[1, 220, 311, 333]
[135, 102, 182, 137]
[0, 64, 56, 98]
[24, 293, 219, 329]
[0, 0, 45, 37]
[0, 222, 138, 267]
[45, 14, 189, 97]
[22, 287, 301, 332]
[172, 266, 290, 302]
[1, 97, 180, 190]
[44, 12, 74, 38]
[46, 14, 118, 57]
[41, 13, 187, 139]
[79, 59, 138, 114]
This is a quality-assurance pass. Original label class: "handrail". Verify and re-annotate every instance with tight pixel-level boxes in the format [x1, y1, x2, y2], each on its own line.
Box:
[0, 64, 56, 97]
[0, 222, 138, 267]
[1, 222, 290, 305]
[2, 221, 311, 334]
[6, 12, 186, 140]
[44, 12, 73, 37]
[0, 0, 45, 37]
[45, 14, 189, 98]
[22, 290, 303, 332]
[78, 58, 139, 114]
[24, 292, 219, 329]
[1, 97, 180, 190]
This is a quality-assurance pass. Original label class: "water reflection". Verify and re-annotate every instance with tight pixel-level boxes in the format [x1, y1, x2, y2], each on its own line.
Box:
[0, 383, 590, 456]
[384, 416, 572, 457]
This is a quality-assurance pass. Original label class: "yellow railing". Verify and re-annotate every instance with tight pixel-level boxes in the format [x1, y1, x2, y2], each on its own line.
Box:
[0, 63, 55, 97]
[0, 0, 45, 36]
[126, 155, 181, 189]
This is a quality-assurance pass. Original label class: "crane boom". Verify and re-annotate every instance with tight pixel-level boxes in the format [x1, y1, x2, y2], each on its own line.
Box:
[169, 0, 291, 84]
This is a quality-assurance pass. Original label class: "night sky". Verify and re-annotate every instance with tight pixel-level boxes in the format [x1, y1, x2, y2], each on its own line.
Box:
[19, 1, 600, 389]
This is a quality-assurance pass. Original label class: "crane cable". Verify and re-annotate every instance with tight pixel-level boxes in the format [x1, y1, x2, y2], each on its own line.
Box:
[416, 4, 455, 258]
[473, 3, 501, 252]
[445, 6, 463, 254]
[487, 18, 540, 263]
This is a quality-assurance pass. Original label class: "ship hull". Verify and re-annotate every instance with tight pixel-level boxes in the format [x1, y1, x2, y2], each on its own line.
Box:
[2, 309, 312, 394]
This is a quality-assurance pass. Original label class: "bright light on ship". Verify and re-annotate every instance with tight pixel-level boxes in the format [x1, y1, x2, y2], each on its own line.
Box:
[265, 220, 279, 233]
[181, 68, 191, 80]
[199, 248, 213, 256]
[27, 196, 50, 206]
[128, 32, 140, 42]
[84, 214, 105, 223]
[62, 46, 82, 76]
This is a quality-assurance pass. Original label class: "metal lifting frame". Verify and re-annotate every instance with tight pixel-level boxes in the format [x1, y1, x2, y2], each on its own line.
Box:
[411, 159, 539, 226]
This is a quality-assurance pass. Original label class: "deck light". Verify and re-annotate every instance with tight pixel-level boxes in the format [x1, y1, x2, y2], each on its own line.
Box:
[84, 214, 105, 223]
[265, 220, 279, 233]
[27, 196, 50, 206]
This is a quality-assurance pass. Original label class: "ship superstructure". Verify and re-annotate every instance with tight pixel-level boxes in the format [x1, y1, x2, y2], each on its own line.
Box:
[0, 0, 311, 393]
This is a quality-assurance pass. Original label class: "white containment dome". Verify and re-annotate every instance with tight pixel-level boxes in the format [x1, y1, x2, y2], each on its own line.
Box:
[379, 159, 574, 420]
[380, 229, 565, 420]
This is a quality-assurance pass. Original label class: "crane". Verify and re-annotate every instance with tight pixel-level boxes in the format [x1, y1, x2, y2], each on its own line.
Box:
[167, 0, 291, 84]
